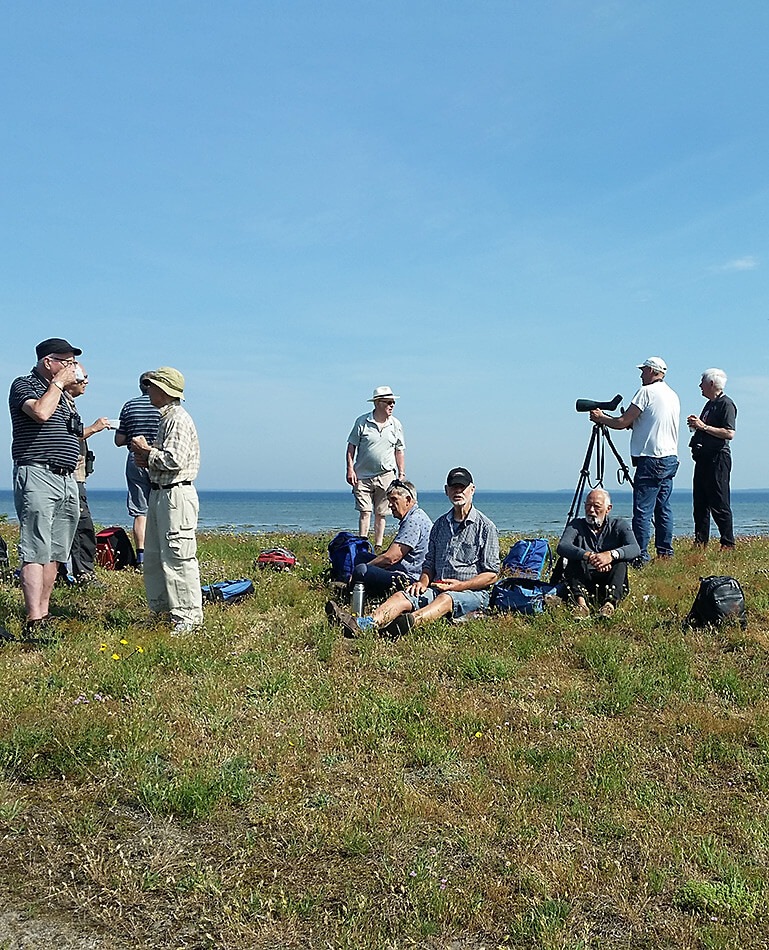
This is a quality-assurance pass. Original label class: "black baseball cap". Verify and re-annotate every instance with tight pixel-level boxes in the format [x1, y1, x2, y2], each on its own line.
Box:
[36, 338, 82, 360]
[446, 467, 473, 487]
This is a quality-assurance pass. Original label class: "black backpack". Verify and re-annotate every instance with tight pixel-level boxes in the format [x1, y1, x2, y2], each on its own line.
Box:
[95, 527, 137, 570]
[685, 575, 747, 630]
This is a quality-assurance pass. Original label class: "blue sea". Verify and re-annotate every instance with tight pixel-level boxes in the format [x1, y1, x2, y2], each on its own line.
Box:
[1, 489, 768, 537]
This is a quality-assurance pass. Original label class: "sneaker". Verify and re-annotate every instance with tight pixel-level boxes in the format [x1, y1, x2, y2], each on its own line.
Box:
[170, 618, 202, 636]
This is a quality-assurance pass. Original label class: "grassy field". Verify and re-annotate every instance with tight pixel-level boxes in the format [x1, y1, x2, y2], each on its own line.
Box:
[1, 524, 768, 950]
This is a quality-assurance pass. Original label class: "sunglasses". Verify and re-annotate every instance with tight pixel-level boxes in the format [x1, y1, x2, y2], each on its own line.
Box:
[387, 479, 414, 499]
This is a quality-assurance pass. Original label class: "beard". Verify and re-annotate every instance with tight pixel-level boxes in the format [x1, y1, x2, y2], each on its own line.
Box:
[586, 515, 604, 529]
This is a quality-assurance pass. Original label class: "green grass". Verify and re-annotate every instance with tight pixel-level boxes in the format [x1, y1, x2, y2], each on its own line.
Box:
[0, 526, 768, 948]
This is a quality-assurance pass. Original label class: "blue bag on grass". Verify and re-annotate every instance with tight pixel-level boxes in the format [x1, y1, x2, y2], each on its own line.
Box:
[489, 577, 562, 615]
[328, 532, 374, 583]
[501, 538, 553, 579]
[202, 578, 255, 605]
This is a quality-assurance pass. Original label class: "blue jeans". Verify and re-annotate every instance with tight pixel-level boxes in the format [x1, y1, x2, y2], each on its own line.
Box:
[351, 554, 407, 596]
[632, 455, 679, 560]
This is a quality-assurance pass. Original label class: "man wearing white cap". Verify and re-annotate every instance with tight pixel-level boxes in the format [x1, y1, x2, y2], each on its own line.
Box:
[345, 386, 406, 547]
[590, 357, 680, 564]
[130, 367, 203, 633]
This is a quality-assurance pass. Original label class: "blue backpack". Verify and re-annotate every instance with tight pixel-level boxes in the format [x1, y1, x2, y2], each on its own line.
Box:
[202, 578, 255, 605]
[328, 532, 374, 583]
[502, 538, 553, 579]
[489, 577, 562, 615]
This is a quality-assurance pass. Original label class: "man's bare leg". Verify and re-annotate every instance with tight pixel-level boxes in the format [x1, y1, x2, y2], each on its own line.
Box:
[358, 511, 372, 538]
[133, 515, 147, 550]
[20, 561, 59, 621]
[409, 592, 453, 626]
[373, 513, 386, 548]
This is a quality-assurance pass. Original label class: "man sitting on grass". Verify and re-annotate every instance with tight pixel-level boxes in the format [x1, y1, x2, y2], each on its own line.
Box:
[327, 467, 499, 637]
[346, 478, 433, 598]
[556, 488, 640, 617]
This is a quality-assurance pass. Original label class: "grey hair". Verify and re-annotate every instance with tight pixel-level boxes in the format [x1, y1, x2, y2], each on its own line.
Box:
[701, 367, 727, 390]
[387, 479, 417, 502]
[586, 487, 611, 506]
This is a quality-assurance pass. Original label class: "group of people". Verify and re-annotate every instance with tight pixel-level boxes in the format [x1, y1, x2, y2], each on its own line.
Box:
[6, 344, 737, 641]
[8, 338, 204, 640]
[333, 358, 737, 630]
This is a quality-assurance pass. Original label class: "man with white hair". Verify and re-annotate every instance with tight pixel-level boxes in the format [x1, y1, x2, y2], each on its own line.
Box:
[687, 368, 737, 550]
[556, 488, 641, 617]
[345, 386, 406, 547]
[590, 356, 680, 564]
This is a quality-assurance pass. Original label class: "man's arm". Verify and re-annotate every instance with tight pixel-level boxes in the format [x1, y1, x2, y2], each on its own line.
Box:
[589, 404, 641, 430]
[687, 417, 735, 440]
[433, 571, 498, 592]
[368, 541, 410, 568]
[114, 430, 128, 447]
[19, 365, 78, 423]
[83, 418, 111, 440]
[395, 448, 405, 479]
[346, 443, 357, 487]
[556, 521, 587, 561]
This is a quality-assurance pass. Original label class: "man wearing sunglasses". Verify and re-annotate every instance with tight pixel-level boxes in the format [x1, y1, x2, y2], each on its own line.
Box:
[346, 386, 406, 548]
[9, 338, 83, 638]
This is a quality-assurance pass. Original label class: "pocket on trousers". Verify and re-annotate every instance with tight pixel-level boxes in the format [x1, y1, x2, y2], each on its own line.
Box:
[166, 528, 197, 560]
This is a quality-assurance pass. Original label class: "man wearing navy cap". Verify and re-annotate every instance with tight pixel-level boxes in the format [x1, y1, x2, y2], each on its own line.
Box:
[9, 338, 83, 638]
[327, 467, 500, 637]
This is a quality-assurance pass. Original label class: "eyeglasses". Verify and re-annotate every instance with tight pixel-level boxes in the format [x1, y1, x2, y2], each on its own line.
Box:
[49, 356, 76, 366]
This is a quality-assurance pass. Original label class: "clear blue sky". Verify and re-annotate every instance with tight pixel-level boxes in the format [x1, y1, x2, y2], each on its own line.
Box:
[1, 1, 767, 491]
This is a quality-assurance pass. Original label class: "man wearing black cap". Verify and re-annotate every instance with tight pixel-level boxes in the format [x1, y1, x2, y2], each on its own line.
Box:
[327, 467, 500, 637]
[9, 338, 83, 636]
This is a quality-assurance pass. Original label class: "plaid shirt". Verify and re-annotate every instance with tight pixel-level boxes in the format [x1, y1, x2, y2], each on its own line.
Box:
[147, 402, 200, 486]
[423, 506, 500, 582]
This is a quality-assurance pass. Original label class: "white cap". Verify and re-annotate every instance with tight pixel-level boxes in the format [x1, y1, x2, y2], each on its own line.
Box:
[637, 356, 667, 374]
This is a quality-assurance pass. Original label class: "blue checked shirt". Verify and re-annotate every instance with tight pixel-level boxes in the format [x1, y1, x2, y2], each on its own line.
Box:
[423, 507, 500, 583]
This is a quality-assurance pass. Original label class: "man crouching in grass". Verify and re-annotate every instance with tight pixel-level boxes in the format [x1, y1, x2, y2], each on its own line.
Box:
[327, 467, 499, 638]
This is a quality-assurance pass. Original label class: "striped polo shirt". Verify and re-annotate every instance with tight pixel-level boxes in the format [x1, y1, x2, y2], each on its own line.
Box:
[117, 394, 161, 458]
[9, 368, 81, 470]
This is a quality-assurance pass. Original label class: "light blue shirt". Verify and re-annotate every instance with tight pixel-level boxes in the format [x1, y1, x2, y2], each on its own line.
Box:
[347, 412, 405, 478]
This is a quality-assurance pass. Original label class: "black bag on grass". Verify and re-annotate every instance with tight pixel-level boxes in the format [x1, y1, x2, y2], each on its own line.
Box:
[685, 575, 747, 630]
[202, 578, 255, 605]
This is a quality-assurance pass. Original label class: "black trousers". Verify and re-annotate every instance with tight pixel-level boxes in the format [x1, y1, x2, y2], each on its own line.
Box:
[693, 453, 734, 547]
[69, 482, 97, 577]
[563, 558, 628, 606]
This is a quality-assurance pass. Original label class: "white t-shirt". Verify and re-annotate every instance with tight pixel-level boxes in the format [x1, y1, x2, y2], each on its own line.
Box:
[629, 381, 680, 458]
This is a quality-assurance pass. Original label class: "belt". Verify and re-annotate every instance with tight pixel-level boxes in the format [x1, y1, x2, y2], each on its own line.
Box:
[16, 460, 75, 477]
[150, 480, 193, 490]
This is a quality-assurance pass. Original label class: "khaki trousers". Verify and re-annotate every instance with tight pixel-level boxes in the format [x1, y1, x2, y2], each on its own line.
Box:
[144, 484, 203, 624]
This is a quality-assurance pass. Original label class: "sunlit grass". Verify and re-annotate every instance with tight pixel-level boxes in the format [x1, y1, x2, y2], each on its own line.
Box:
[0, 527, 768, 947]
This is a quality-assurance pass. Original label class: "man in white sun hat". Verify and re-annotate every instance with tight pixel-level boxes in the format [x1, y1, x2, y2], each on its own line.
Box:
[345, 386, 405, 548]
[589, 357, 680, 565]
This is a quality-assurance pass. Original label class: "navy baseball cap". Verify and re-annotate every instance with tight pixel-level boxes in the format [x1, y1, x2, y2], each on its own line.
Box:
[446, 467, 473, 487]
[36, 338, 82, 360]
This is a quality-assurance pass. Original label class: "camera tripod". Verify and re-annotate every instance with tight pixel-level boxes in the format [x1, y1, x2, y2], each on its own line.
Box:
[564, 423, 635, 530]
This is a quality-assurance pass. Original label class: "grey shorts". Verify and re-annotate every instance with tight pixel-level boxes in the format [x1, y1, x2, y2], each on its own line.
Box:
[402, 585, 491, 619]
[14, 464, 79, 564]
[126, 454, 152, 517]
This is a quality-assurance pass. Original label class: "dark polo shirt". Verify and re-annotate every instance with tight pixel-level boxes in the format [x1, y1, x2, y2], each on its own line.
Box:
[9, 368, 81, 471]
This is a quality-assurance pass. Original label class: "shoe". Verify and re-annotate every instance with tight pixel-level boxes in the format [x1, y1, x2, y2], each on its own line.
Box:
[170, 618, 202, 636]
[0, 624, 18, 644]
[380, 613, 414, 639]
[20, 618, 58, 645]
[76, 573, 106, 590]
[325, 600, 365, 638]
[598, 602, 615, 618]
[630, 557, 647, 570]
